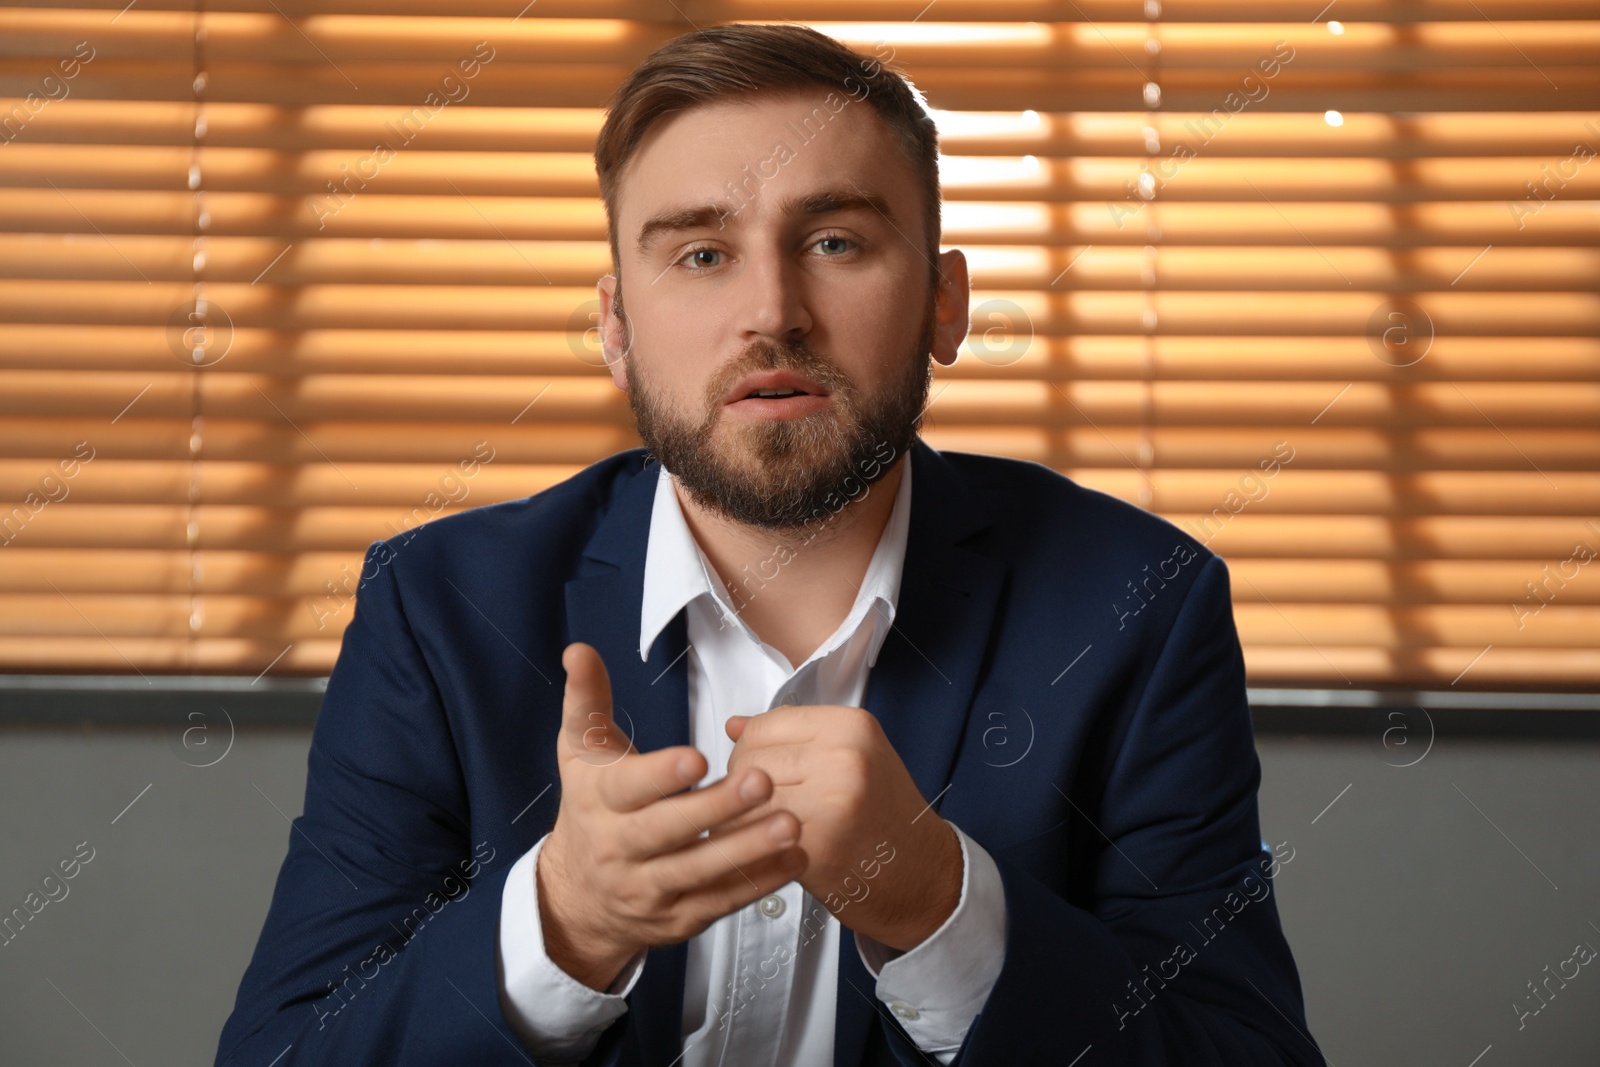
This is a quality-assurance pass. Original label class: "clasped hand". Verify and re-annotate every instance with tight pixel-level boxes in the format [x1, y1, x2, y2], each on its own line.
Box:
[536, 643, 961, 991]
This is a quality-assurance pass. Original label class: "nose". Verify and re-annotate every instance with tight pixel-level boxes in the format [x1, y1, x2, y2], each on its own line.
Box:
[736, 247, 812, 344]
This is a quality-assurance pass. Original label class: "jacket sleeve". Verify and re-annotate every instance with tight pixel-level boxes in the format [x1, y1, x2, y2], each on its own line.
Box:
[213, 539, 616, 1066]
[882, 554, 1321, 1066]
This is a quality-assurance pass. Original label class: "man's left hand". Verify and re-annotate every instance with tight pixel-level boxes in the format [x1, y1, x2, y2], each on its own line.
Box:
[717, 704, 962, 952]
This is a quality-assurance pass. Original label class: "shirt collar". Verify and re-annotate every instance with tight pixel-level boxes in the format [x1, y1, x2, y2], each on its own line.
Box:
[639, 449, 913, 665]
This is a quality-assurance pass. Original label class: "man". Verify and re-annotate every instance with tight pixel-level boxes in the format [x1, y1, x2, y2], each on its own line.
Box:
[216, 22, 1317, 1067]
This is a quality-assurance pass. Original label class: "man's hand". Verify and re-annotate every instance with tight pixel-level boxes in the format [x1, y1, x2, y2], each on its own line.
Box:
[537, 642, 809, 991]
[720, 705, 963, 953]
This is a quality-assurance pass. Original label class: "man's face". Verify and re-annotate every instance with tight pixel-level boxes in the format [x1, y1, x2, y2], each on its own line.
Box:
[598, 89, 968, 532]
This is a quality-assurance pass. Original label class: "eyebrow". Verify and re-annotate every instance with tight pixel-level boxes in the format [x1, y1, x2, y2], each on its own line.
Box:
[633, 188, 896, 258]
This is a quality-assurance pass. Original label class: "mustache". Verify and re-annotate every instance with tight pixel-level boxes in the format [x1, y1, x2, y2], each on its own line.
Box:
[704, 339, 851, 408]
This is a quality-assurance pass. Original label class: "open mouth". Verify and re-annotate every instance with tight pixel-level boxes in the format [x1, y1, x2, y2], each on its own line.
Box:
[725, 388, 831, 419]
[722, 367, 833, 419]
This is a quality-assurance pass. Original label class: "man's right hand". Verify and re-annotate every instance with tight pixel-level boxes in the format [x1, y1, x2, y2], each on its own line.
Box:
[536, 641, 809, 991]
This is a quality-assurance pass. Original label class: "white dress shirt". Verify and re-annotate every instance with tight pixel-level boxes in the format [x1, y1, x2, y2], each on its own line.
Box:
[497, 450, 1008, 1065]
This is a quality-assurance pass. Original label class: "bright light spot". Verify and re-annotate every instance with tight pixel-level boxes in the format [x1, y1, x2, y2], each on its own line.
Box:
[944, 202, 1049, 237]
[1324, 110, 1344, 127]
[811, 22, 1048, 46]
[1327, 20, 1345, 35]
[931, 110, 1042, 136]
[938, 155, 1049, 187]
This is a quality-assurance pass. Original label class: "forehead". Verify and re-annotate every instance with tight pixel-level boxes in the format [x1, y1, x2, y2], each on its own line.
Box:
[614, 90, 919, 242]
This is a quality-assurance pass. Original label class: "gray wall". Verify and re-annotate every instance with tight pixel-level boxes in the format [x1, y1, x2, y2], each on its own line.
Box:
[2, 721, 1597, 1065]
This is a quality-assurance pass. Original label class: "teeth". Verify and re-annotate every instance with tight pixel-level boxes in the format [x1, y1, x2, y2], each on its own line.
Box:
[750, 388, 802, 398]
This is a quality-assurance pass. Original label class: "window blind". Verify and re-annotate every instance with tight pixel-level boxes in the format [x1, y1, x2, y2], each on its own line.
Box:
[1, 2, 1596, 688]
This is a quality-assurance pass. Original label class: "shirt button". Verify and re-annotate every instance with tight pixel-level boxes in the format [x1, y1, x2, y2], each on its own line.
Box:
[758, 893, 786, 919]
[889, 1000, 920, 1021]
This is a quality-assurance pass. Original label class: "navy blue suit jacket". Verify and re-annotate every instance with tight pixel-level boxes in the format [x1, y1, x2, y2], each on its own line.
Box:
[216, 438, 1318, 1066]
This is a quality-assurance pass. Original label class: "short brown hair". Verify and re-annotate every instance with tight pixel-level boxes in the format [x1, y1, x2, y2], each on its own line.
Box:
[593, 23, 942, 285]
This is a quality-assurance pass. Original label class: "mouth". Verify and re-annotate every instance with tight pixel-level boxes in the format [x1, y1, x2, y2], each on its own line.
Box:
[724, 390, 832, 419]
[722, 371, 833, 420]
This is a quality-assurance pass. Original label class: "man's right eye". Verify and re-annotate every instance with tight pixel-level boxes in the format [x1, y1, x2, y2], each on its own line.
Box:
[678, 247, 724, 270]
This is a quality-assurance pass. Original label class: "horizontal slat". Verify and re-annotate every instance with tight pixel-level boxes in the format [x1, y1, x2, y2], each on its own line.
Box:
[7, 11, 1600, 67]
[1, 593, 410, 639]
[1174, 515, 1600, 561]
[3, 372, 1598, 432]
[9, 548, 1598, 605]
[5, 327, 1596, 382]
[4, 58, 1596, 110]
[8, 1, 1600, 23]
[1057, 203, 1600, 246]
[5, 594, 1593, 648]
[1239, 645, 1600, 686]
[0, 634, 342, 672]
[7, 101, 1597, 161]
[940, 112, 1600, 160]
[7, 152, 1600, 206]
[0, 145, 604, 198]
[1, 455, 1596, 509]
[1086, 469, 1600, 515]
[2, 191, 1597, 246]
[1228, 559, 1600, 604]
[0, 190, 603, 239]
[0, 502, 505, 549]
[3, 503, 1598, 554]
[929, 428, 1600, 471]
[1231, 604, 1599, 647]
[39, 371, 1600, 427]
[3, 234, 1596, 292]
[0, 415, 1593, 470]
[1, 281, 1597, 335]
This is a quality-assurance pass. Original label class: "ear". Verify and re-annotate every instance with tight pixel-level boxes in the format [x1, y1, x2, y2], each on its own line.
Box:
[596, 274, 629, 390]
[929, 249, 970, 367]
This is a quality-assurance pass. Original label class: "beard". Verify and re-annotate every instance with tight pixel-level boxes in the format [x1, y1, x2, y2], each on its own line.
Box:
[618, 288, 936, 534]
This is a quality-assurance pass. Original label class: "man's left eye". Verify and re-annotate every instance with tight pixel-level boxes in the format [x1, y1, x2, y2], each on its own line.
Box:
[814, 236, 857, 256]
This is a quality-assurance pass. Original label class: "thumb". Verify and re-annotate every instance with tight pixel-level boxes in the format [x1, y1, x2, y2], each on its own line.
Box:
[560, 642, 630, 765]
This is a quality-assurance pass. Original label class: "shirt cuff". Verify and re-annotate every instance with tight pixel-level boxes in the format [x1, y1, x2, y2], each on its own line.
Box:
[853, 821, 1007, 1061]
[497, 834, 648, 1062]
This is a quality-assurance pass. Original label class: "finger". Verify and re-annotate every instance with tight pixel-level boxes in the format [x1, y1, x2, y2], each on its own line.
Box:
[725, 741, 812, 788]
[595, 744, 708, 813]
[559, 642, 629, 765]
[651, 820, 806, 903]
[705, 805, 770, 839]
[683, 845, 810, 928]
[620, 766, 775, 856]
[725, 704, 833, 749]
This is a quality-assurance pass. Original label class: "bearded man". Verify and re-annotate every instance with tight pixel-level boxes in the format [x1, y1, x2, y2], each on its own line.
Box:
[217, 22, 1315, 1067]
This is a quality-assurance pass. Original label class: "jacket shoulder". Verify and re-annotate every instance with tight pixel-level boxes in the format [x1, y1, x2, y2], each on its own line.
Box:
[365, 447, 651, 576]
[936, 448, 1213, 567]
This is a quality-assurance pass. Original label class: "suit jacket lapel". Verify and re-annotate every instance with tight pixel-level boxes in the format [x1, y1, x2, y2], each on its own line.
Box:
[834, 437, 1007, 1067]
[564, 453, 693, 1066]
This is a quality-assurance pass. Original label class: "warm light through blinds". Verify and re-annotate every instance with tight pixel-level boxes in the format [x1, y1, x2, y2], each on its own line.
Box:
[1, 2, 1596, 688]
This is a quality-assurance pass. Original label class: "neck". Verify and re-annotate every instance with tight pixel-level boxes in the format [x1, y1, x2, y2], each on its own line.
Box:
[672, 455, 906, 663]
